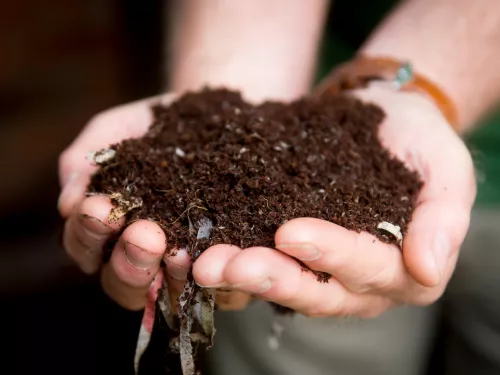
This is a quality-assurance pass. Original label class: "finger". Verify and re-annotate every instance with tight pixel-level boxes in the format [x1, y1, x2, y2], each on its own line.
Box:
[101, 220, 166, 310]
[223, 246, 392, 318]
[193, 245, 253, 311]
[274, 218, 407, 294]
[63, 195, 125, 273]
[58, 94, 176, 218]
[402, 141, 475, 287]
[57, 171, 93, 218]
[215, 289, 253, 311]
[193, 244, 243, 287]
[403, 198, 470, 290]
[350, 85, 475, 289]
[163, 248, 191, 308]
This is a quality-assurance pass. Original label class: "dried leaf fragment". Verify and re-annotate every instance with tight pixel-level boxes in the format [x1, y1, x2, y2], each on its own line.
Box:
[196, 217, 213, 240]
[108, 192, 143, 222]
[179, 279, 197, 375]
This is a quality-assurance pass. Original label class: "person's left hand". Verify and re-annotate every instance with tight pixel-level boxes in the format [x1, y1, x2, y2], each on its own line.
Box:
[193, 84, 476, 318]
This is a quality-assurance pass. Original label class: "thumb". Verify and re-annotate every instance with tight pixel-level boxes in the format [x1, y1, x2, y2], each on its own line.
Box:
[403, 198, 471, 288]
[402, 143, 475, 287]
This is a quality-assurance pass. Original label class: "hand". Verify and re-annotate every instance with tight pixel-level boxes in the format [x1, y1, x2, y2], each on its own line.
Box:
[58, 94, 253, 311]
[193, 84, 476, 317]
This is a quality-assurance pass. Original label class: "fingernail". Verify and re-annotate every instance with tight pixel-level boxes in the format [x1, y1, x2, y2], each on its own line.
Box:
[433, 232, 450, 276]
[167, 262, 190, 280]
[124, 241, 160, 270]
[231, 279, 272, 294]
[196, 281, 229, 288]
[275, 243, 321, 261]
[78, 214, 113, 235]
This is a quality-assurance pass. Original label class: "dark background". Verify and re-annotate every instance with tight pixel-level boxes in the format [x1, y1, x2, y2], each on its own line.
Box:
[1, 1, 163, 374]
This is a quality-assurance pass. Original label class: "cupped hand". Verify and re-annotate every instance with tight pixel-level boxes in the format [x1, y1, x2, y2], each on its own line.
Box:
[193, 84, 476, 317]
[59, 94, 203, 311]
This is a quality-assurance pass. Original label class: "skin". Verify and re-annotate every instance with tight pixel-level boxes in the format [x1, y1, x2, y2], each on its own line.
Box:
[59, 0, 500, 315]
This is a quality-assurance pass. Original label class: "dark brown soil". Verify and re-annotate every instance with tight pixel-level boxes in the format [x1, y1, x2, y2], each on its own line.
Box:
[89, 88, 422, 267]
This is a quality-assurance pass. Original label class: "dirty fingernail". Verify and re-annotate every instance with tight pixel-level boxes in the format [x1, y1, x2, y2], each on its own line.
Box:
[78, 213, 113, 235]
[167, 262, 190, 280]
[196, 281, 229, 288]
[124, 241, 161, 270]
[276, 243, 321, 261]
[231, 279, 272, 294]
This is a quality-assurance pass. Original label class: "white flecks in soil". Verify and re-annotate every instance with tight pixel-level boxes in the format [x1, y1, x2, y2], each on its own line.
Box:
[377, 221, 403, 245]
[197, 217, 213, 239]
[175, 147, 186, 158]
[88, 148, 116, 165]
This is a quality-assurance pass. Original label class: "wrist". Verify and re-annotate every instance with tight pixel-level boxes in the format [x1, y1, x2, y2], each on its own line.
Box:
[315, 55, 460, 132]
[169, 59, 312, 104]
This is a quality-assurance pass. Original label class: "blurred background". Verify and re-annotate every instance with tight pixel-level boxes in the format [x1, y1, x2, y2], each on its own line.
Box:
[1, 1, 499, 374]
[1, 1, 164, 373]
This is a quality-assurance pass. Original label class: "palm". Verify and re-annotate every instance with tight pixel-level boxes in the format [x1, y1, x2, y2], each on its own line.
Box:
[193, 85, 476, 316]
[59, 86, 476, 317]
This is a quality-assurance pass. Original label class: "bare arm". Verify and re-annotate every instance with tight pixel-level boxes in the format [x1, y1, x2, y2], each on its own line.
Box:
[166, 0, 329, 103]
[360, 0, 500, 131]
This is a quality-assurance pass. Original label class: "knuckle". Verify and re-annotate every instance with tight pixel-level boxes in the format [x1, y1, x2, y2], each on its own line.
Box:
[279, 284, 302, 305]
[363, 265, 398, 293]
[302, 292, 348, 318]
[357, 299, 392, 319]
[300, 305, 330, 318]
[355, 250, 400, 294]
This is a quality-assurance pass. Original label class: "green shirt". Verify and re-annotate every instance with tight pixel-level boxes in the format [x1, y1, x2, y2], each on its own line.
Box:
[318, 0, 500, 206]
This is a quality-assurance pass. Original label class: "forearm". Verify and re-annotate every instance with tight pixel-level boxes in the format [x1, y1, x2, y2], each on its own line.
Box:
[166, 0, 329, 103]
[361, 0, 500, 131]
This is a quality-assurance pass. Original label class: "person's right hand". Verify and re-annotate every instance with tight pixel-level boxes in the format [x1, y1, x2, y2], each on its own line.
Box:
[59, 94, 253, 312]
[59, 94, 176, 311]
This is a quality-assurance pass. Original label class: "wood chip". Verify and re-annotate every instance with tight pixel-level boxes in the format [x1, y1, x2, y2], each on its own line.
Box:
[108, 192, 142, 222]
[88, 148, 116, 164]
[377, 221, 403, 246]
